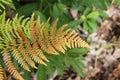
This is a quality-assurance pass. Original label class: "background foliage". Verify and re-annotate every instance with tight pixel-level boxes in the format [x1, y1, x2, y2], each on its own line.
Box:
[0, 0, 120, 80]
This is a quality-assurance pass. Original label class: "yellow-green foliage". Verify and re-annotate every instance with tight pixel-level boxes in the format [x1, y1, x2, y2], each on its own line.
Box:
[0, 12, 90, 80]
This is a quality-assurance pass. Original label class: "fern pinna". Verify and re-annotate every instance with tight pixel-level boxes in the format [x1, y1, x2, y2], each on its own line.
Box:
[0, 12, 90, 80]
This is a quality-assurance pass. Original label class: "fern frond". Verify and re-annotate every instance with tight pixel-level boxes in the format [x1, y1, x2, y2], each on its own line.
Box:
[11, 47, 30, 71]
[0, 65, 4, 80]
[43, 18, 59, 54]
[50, 20, 67, 53]
[32, 42, 48, 62]
[0, 13, 90, 80]
[0, 2, 5, 12]
[25, 41, 47, 66]
[2, 50, 24, 80]
[17, 44, 37, 69]
[30, 13, 37, 41]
